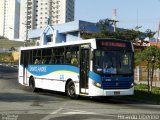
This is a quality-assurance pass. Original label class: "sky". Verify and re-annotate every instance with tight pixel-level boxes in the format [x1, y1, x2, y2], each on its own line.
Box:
[75, 0, 160, 32]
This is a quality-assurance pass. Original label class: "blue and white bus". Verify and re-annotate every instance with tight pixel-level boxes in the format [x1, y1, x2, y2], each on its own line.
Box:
[18, 38, 134, 99]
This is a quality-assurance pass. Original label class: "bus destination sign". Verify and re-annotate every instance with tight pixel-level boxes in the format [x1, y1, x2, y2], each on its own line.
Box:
[98, 41, 127, 47]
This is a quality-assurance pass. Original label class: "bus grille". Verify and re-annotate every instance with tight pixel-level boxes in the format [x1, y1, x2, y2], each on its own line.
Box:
[102, 79, 132, 89]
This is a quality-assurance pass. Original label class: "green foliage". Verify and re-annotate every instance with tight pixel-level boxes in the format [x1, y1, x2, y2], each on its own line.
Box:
[135, 46, 160, 92]
[96, 19, 113, 32]
[134, 84, 160, 101]
[81, 27, 143, 41]
[133, 90, 160, 103]
[114, 30, 140, 41]
[122, 84, 160, 104]
[134, 83, 148, 91]
[134, 52, 143, 66]
[82, 19, 156, 42]
[140, 46, 160, 69]
[135, 46, 160, 68]
[156, 48, 160, 68]
[145, 29, 157, 38]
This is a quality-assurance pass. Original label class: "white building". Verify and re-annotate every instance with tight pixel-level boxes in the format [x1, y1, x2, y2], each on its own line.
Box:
[0, 0, 20, 40]
[19, 0, 75, 41]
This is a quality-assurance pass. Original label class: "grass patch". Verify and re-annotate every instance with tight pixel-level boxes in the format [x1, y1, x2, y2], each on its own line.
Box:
[124, 84, 160, 104]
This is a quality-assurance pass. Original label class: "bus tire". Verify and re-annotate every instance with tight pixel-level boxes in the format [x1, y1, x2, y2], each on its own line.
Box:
[66, 81, 78, 99]
[29, 77, 38, 92]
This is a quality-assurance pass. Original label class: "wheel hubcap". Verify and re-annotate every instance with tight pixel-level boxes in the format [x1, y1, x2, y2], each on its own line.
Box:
[69, 85, 75, 96]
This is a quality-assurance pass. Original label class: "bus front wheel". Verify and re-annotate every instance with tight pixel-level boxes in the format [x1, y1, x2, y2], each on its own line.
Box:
[29, 77, 38, 92]
[66, 81, 78, 99]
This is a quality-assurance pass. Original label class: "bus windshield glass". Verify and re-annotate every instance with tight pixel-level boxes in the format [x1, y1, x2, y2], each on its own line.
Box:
[93, 50, 133, 75]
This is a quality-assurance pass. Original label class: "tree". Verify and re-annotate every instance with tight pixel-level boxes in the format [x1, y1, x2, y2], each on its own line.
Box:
[145, 29, 157, 38]
[82, 18, 142, 42]
[81, 19, 156, 47]
[135, 46, 160, 92]
[96, 19, 113, 32]
[83, 28, 141, 42]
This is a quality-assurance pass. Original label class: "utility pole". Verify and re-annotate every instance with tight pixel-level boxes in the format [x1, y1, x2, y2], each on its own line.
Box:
[156, 20, 160, 46]
[26, 0, 28, 41]
[136, 9, 139, 29]
[24, 0, 28, 46]
[109, 9, 119, 32]
[113, 9, 117, 32]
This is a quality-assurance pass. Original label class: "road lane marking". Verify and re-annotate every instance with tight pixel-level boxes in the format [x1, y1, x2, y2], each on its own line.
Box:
[40, 108, 98, 120]
[63, 109, 97, 115]
[40, 108, 63, 120]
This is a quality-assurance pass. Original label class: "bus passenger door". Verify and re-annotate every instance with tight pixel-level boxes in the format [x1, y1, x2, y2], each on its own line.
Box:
[80, 49, 90, 94]
[23, 51, 29, 85]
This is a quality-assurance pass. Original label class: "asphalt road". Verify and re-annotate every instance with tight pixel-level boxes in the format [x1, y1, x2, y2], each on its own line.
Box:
[0, 65, 160, 120]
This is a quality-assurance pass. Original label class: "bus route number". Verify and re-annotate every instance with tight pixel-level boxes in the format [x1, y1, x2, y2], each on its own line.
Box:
[60, 75, 64, 80]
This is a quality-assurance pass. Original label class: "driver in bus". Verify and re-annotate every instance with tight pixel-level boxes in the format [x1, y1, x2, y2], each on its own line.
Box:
[103, 61, 116, 74]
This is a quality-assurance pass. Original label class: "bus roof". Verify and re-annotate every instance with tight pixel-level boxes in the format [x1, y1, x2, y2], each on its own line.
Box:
[20, 38, 133, 51]
[20, 38, 97, 51]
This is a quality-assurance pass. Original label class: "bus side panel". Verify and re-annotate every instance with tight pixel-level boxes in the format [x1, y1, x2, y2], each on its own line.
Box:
[18, 65, 24, 85]
[34, 78, 66, 92]
[27, 65, 80, 93]
[18, 65, 23, 85]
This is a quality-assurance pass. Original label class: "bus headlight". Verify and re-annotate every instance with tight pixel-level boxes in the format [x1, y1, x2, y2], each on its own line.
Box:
[93, 81, 102, 88]
[131, 83, 134, 87]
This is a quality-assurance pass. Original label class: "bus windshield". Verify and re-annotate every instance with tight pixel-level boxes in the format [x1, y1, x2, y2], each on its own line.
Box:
[93, 50, 133, 75]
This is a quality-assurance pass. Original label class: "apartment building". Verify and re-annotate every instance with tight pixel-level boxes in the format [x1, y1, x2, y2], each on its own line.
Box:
[19, 0, 75, 41]
[0, 0, 20, 40]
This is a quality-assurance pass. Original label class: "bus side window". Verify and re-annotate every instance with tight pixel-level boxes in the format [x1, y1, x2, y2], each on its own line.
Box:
[42, 58, 46, 64]
[71, 51, 79, 66]
[49, 57, 55, 64]
[45, 57, 50, 64]
[71, 55, 78, 65]
[55, 57, 60, 64]
[49, 49, 55, 64]
[65, 52, 71, 64]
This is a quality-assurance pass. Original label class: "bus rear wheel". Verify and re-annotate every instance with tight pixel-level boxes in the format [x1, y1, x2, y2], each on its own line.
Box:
[66, 81, 78, 99]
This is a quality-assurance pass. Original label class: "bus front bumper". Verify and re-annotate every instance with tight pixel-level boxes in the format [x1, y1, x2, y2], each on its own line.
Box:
[89, 86, 134, 96]
[103, 87, 134, 96]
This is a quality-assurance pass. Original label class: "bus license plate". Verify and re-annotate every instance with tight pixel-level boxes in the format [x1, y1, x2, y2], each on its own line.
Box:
[114, 91, 120, 95]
